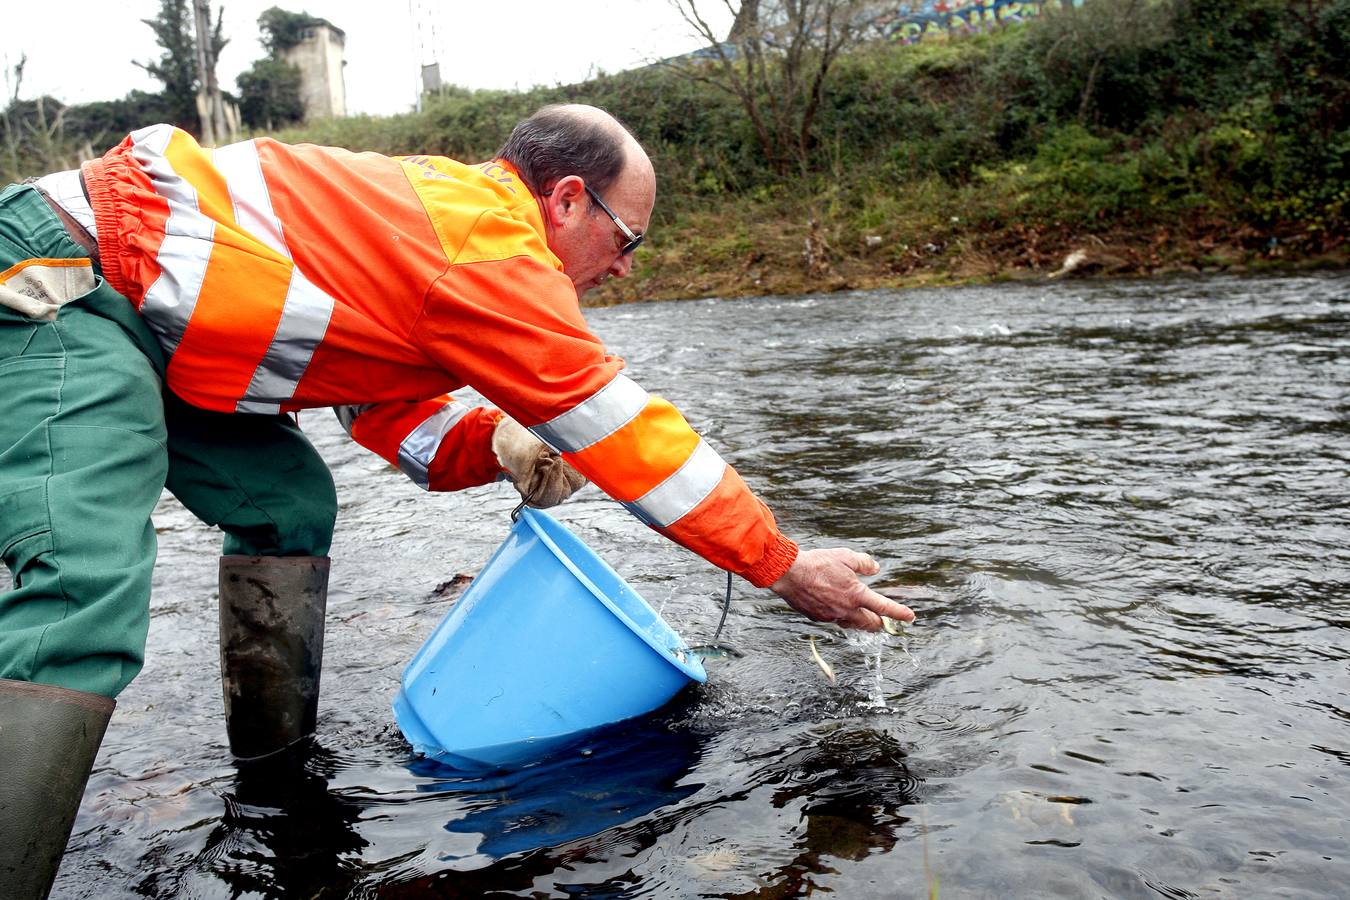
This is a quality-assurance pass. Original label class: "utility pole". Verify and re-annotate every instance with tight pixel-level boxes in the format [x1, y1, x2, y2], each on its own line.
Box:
[410, 0, 442, 113]
[192, 0, 233, 144]
[3, 54, 26, 178]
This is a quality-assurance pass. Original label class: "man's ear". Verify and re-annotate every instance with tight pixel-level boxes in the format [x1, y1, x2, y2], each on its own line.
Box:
[541, 174, 586, 228]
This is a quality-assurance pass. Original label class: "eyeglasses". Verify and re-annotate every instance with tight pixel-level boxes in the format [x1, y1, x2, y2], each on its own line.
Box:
[584, 184, 645, 256]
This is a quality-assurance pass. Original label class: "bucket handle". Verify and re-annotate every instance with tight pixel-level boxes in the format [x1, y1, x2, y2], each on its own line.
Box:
[713, 569, 732, 643]
[509, 485, 539, 522]
[683, 570, 738, 662]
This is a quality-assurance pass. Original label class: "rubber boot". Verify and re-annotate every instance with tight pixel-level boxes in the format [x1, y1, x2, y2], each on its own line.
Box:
[219, 556, 330, 760]
[0, 678, 114, 899]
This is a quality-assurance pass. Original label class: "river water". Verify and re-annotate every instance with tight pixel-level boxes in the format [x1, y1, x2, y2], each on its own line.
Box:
[42, 272, 1349, 898]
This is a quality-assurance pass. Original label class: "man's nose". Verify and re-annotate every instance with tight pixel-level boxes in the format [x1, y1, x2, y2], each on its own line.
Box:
[610, 253, 634, 279]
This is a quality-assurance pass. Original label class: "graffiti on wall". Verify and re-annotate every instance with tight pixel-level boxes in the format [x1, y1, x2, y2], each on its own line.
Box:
[680, 0, 1088, 62]
[864, 0, 1084, 45]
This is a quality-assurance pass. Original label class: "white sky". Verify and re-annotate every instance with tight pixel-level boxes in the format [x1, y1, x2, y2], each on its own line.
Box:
[12, 1, 731, 116]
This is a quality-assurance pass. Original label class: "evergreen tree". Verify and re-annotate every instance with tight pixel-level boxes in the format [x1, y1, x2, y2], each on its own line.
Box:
[237, 7, 315, 130]
[237, 58, 304, 131]
[136, 0, 200, 131]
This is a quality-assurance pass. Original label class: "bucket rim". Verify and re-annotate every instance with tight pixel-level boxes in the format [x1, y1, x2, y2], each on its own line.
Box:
[518, 509, 707, 684]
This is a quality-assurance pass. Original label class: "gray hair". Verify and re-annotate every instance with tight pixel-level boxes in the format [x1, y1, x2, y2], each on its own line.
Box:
[496, 105, 633, 196]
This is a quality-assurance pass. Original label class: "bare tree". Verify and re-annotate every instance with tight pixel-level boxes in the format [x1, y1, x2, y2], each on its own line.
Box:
[1038, 0, 1173, 125]
[192, 0, 235, 144]
[1, 56, 80, 181]
[666, 0, 868, 175]
[24, 96, 71, 173]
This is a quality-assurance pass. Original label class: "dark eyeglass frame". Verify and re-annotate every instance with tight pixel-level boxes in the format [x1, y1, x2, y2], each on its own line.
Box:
[583, 184, 645, 256]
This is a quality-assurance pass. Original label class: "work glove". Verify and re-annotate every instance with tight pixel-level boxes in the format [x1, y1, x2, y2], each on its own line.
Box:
[492, 415, 588, 508]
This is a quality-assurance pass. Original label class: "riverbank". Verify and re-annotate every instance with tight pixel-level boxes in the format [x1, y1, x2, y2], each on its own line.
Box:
[589, 207, 1350, 306]
[9, 0, 1341, 308]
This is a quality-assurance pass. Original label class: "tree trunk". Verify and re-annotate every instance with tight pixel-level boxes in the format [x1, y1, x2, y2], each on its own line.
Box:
[192, 0, 231, 144]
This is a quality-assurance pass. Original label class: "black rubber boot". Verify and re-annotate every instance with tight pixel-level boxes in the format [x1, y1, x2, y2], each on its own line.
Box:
[219, 556, 330, 760]
[0, 678, 115, 899]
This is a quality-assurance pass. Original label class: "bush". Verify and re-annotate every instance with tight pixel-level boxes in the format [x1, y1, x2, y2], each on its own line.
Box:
[18, 0, 1340, 241]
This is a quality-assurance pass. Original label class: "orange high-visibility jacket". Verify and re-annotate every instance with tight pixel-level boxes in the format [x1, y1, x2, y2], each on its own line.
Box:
[82, 125, 798, 587]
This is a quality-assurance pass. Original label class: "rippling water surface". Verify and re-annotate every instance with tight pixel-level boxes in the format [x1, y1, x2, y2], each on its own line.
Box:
[47, 273, 1349, 898]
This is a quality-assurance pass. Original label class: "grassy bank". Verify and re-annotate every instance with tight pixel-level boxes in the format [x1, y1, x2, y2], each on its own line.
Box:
[589, 180, 1348, 306]
[277, 0, 1349, 303]
[9, 0, 1346, 300]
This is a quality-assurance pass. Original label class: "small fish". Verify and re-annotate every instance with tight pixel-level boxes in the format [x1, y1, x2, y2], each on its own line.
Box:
[685, 644, 745, 660]
[808, 636, 836, 684]
[881, 616, 907, 637]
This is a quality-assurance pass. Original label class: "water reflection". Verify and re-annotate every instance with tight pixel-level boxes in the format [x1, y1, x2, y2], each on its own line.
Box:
[190, 742, 367, 897]
[413, 716, 706, 861]
[383, 717, 925, 897]
[755, 729, 916, 893]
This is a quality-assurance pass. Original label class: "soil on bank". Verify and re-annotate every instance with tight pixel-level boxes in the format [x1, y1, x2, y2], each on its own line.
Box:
[588, 215, 1349, 306]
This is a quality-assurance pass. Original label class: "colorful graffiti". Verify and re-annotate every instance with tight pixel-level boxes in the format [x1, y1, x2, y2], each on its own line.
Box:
[864, 0, 1085, 45]
[678, 0, 1088, 63]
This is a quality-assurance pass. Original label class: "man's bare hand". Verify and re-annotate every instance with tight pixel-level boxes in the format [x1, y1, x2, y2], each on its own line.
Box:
[770, 548, 918, 631]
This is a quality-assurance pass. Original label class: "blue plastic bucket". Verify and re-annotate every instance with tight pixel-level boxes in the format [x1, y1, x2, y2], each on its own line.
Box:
[393, 508, 707, 768]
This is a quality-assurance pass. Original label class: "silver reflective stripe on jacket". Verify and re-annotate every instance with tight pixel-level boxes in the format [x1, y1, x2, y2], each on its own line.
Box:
[333, 404, 375, 435]
[622, 438, 727, 528]
[132, 125, 212, 358]
[130, 126, 336, 412]
[529, 374, 648, 452]
[212, 138, 289, 256]
[396, 402, 472, 489]
[235, 266, 336, 414]
[213, 138, 335, 413]
[530, 372, 729, 528]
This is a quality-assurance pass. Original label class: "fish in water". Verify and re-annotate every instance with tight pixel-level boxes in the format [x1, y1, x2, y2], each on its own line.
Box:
[876, 585, 939, 636]
[877, 584, 943, 623]
[673, 643, 745, 664]
[685, 644, 745, 660]
[809, 636, 836, 684]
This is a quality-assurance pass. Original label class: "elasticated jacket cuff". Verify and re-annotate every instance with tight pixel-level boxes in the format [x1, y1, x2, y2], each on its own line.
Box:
[81, 157, 130, 297]
[742, 533, 799, 589]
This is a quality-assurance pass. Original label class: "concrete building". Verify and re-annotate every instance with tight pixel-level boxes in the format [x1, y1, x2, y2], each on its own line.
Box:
[280, 18, 347, 120]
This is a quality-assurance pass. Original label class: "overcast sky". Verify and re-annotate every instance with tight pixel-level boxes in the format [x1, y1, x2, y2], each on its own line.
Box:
[12, 1, 731, 116]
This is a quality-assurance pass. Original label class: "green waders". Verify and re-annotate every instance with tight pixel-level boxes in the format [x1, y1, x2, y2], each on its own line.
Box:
[164, 394, 338, 760]
[0, 183, 338, 896]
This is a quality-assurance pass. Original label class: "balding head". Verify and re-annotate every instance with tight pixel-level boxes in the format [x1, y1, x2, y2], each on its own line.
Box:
[506, 105, 657, 298]
[497, 104, 651, 197]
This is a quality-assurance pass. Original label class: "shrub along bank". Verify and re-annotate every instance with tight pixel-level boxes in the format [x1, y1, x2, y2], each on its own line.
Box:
[200, 0, 1350, 300]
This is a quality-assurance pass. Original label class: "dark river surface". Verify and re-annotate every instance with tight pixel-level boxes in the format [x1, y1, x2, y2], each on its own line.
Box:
[38, 272, 1350, 898]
